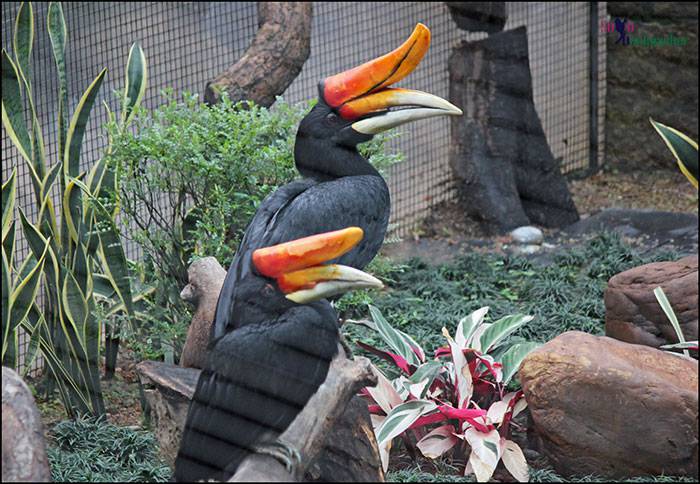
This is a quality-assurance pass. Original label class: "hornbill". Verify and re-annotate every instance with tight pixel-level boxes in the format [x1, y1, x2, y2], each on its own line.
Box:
[174, 24, 462, 482]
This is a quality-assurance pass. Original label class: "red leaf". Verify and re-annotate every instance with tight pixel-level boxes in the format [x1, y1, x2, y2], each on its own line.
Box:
[434, 346, 451, 358]
[367, 404, 385, 415]
[438, 405, 487, 420]
[357, 341, 412, 374]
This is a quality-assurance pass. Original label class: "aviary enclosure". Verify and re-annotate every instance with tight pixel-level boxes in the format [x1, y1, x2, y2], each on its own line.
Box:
[2, 2, 698, 483]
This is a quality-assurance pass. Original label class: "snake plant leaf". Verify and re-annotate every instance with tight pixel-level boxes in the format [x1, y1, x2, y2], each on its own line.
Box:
[20, 304, 44, 377]
[3, 242, 47, 361]
[121, 42, 148, 127]
[41, 162, 62, 201]
[650, 118, 698, 189]
[2, 169, 17, 240]
[18, 208, 61, 295]
[13, 2, 34, 86]
[3, 221, 16, 269]
[1, 50, 32, 163]
[64, 68, 107, 178]
[47, 2, 68, 158]
[2, 249, 10, 354]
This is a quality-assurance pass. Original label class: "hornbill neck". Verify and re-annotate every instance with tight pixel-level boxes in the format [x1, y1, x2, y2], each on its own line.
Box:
[294, 135, 380, 182]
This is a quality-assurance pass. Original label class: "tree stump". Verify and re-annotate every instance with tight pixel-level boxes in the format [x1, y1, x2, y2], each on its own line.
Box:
[2, 367, 51, 482]
[204, 2, 313, 107]
[179, 257, 226, 369]
[448, 26, 579, 232]
[445, 2, 507, 33]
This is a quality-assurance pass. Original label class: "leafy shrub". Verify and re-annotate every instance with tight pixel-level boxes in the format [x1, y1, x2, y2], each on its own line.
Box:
[107, 90, 402, 361]
[355, 305, 540, 482]
[47, 416, 171, 482]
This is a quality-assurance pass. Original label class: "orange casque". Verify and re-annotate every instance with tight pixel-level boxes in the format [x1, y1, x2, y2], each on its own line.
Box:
[251, 227, 364, 279]
[322, 23, 431, 110]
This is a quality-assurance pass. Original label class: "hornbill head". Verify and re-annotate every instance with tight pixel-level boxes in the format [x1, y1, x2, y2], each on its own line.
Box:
[295, 23, 462, 179]
[252, 227, 383, 303]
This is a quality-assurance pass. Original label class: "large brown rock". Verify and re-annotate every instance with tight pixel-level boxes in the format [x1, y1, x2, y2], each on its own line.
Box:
[520, 331, 698, 479]
[2, 366, 52, 482]
[605, 255, 698, 348]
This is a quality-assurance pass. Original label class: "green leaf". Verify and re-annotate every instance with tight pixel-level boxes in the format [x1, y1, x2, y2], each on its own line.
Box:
[121, 42, 147, 127]
[407, 360, 443, 398]
[47, 2, 68, 161]
[654, 286, 688, 357]
[64, 68, 107, 178]
[1, 50, 32, 163]
[650, 118, 698, 189]
[2, 169, 17, 241]
[375, 399, 437, 446]
[2, 248, 11, 355]
[479, 314, 534, 354]
[500, 342, 541, 386]
[13, 2, 34, 88]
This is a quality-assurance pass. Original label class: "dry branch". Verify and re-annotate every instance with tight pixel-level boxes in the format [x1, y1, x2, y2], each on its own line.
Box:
[204, 2, 313, 107]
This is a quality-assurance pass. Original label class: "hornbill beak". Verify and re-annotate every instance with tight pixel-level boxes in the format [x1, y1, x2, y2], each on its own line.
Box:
[252, 227, 384, 303]
[321, 23, 462, 134]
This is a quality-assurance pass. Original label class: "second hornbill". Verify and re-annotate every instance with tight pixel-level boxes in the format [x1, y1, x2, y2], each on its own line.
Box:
[174, 23, 462, 482]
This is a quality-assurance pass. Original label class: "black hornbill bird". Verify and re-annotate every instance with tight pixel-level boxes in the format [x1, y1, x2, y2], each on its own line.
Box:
[174, 24, 462, 482]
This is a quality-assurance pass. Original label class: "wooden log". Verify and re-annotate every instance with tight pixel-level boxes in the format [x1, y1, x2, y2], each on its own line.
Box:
[204, 2, 313, 107]
[229, 349, 377, 482]
[2, 367, 51, 482]
[448, 26, 579, 232]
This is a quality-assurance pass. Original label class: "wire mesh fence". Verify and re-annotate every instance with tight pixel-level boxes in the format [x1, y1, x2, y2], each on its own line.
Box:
[2, 2, 606, 376]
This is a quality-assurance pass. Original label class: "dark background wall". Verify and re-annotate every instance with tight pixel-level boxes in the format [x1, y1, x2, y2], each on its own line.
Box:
[605, 2, 699, 171]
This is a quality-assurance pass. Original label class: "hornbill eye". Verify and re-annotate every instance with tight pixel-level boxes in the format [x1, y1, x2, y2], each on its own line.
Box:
[325, 112, 339, 123]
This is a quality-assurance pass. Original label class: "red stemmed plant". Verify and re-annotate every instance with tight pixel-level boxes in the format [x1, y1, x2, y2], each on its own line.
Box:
[354, 305, 541, 482]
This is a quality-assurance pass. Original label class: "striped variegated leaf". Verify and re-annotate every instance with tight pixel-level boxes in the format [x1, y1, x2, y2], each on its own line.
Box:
[2, 169, 17, 241]
[121, 42, 147, 127]
[47, 2, 68, 159]
[375, 399, 437, 446]
[13, 2, 34, 85]
[366, 362, 404, 415]
[500, 341, 541, 385]
[416, 425, 459, 459]
[500, 439, 529, 482]
[1, 50, 32, 163]
[442, 327, 473, 408]
[369, 304, 423, 366]
[480, 314, 533, 354]
[407, 360, 443, 399]
[650, 118, 698, 189]
[64, 68, 107, 178]
[456, 306, 489, 349]
[464, 427, 501, 482]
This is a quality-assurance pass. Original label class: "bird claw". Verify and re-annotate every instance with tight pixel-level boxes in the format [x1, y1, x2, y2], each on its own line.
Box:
[253, 439, 302, 474]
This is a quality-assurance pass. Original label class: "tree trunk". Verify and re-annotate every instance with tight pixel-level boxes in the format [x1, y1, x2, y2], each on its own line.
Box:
[448, 26, 579, 232]
[104, 336, 119, 380]
[445, 2, 507, 33]
[204, 2, 313, 107]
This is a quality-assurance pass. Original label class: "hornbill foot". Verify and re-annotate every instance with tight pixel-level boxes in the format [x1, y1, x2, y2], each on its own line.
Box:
[253, 439, 302, 474]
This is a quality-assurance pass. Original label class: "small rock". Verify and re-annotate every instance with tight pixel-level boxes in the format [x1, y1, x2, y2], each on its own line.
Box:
[605, 255, 698, 348]
[512, 244, 542, 255]
[510, 226, 544, 245]
[520, 331, 698, 479]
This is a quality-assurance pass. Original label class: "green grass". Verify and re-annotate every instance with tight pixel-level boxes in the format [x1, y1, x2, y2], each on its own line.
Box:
[47, 416, 171, 482]
[341, 232, 678, 357]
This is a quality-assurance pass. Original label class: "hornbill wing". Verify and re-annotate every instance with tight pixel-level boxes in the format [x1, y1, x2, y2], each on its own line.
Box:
[174, 304, 339, 482]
